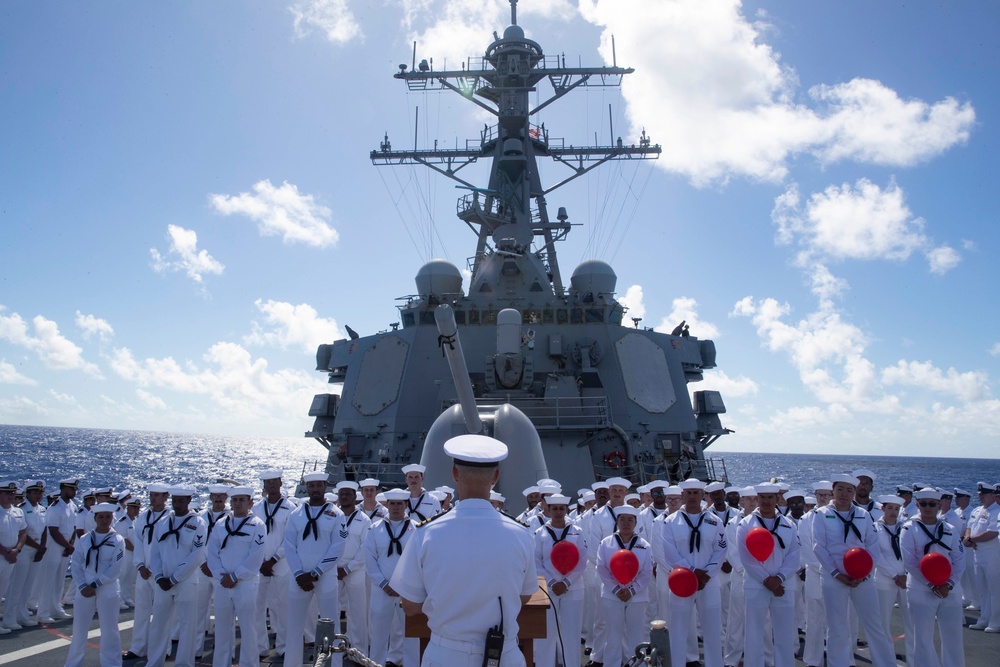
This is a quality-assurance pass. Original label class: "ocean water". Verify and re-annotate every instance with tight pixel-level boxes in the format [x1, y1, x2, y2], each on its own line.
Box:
[2, 424, 998, 499]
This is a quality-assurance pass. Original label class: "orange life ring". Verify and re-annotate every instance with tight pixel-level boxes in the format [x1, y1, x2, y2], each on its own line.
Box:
[605, 451, 627, 469]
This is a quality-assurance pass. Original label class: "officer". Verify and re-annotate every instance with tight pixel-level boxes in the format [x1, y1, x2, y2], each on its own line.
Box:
[252, 468, 295, 658]
[197, 483, 231, 658]
[123, 483, 170, 662]
[283, 471, 346, 667]
[118, 495, 140, 609]
[597, 503, 651, 667]
[1, 480, 28, 633]
[64, 502, 126, 667]
[147, 484, 208, 667]
[335, 480, 372, 655]
[206, 486, 266, 667]
[953, 487, 976, 608]
[391, 434, 538, 667]
[964, 481, 1000, 631]
[38, 477, 79, 624]
[365, 488, 419, 667]
[6, 479, 44, 629]
[401, 464, 441, 521]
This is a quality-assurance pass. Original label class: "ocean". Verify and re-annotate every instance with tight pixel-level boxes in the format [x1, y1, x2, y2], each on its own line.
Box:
[2, 424, 998, 498]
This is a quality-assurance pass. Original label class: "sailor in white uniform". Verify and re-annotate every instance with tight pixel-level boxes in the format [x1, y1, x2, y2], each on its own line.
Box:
[597, 504, 652, 667]
[206, 486, 266, 667]
[585, 476, 631, 666]
[121, 483, 170, 661]
[901, 488, 966, 667]
[580, 480, 610, 657]
[638, 480, 668, 626]
[365, 488, 419, 667]
[37, 477, 79, 624]
[723, 487, 756, 667]
[0, 480, 28, 634]
[811, 474, 896, 667]
[952, 487, 976, 608]
[334, 480, 372, 655]
[402, 464, 441, 522]
[196, 483, 231, 657]
[64, 503, 125, 667]
[662, 478, 728, 667]
[897, 484, 916, 521]
[434, 485, 455, 512]
[146, 484, 208, 667]
[852, 468, 883, 521]
[799, 480, 832, 667]
[517, 486, 542, 523]
[706, 480, 737, 636]
[117, 496, 140, 609]
[391, 434, 538, 667]
[283, 471, 346, 667]
[252, 468, 295, 658]
[5, 479, 44, 629]
[873, 494, 914, 664]
[964, 481, 1000, 631]
[736, 484, 799, 667]
[358, 478, 388, 521]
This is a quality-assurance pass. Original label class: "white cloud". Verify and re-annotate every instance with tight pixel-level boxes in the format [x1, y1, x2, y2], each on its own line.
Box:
[881, 360, 987, 402]
[210, 180, 339, 248]
[0, 307, 102, 377]
[150, 225, 224, 284]
[290, 0, 363, 44]
[244, 299, 344, 353]
[136, 389, 167, 411]
[655, 296, 720, 339]
[75, 311, 114, 341]
[0, 358, 36, 385]
[577, 0, 974, 185]
[926, 245, 961, 275]
[0, 395, 49, 418]
[991, 342, 1000, 357]
[619, 284, 646, 321]
[697, 369, 758, 397]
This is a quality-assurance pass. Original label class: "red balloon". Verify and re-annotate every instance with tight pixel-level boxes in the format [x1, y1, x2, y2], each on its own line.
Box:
[920, 552, 952, 587]
[550, 541, 580, 576]
[609, 549, 640, 585]
[745, 526, 775, 562]
[842, 547, 873, 580]
[668, 567, 698, 598]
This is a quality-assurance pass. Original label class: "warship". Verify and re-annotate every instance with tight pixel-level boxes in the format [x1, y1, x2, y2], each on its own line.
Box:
[305, 1, 731, 508]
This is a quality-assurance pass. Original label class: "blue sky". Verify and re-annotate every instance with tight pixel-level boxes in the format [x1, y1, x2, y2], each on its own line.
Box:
[2, 0, 998, 458]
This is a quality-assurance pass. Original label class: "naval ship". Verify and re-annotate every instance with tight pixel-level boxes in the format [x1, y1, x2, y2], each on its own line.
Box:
[305, 1, 731, 507]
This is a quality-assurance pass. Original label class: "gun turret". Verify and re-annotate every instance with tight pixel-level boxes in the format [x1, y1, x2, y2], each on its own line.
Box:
[434, 305, 483, 435]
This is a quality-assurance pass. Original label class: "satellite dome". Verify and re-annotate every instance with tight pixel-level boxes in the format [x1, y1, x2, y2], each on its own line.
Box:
[415, 259, 463, 297]
[504, 25, 525, 42]
[570, 259, 617, 295]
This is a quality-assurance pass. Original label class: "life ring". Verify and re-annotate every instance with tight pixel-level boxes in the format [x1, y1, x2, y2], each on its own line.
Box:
[604, 450, 627, 469]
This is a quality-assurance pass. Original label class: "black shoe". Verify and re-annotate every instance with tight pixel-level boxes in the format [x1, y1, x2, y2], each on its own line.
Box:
[121, 652, 143, 661]
[686, 662, 704, 667]
[857, 639, 867, 648]
[584, 662, 603, 667]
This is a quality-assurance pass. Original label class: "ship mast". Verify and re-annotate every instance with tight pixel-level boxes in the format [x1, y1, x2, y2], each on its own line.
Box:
[371, 0, 660, 296]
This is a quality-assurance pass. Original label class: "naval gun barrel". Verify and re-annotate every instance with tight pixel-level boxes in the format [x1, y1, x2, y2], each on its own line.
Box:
[434, 304, 483, 435]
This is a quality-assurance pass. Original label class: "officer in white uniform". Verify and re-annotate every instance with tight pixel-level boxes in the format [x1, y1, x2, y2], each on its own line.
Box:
[964, 481, 1000, 631]
[334, 480, 372, 655]
[197, 483, 231, 657]
[283, 471, 346, 667]
[661, 478, 728, 667]
[147, 484, 208, 667]
[0, 480, 28, 633]
[597, 503, 652, 667]
[402, 464, 441, 522]
[392, 434, 538, 667]
[252, 468, 295, 658]
[38, 477, 79, 624]
[873, 494, 914, 663]
[901, 488, 966, 667]
[64, 502, 125, 667]
[117, 497, 140, 609]
[365, 488, 419, 667]
[952, 487, 976, 608]
[123, 483, 170, 661]
[811, 474, 896, 667]
[5, 479, 44, 629]
[206, 486, 266, 667]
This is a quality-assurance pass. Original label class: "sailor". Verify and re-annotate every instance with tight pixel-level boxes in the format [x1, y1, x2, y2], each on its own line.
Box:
[726, 486, 742, 510]
[114, 490, 131, 523]
[196, 483, 231, 657]
[146, 484, 208, 667]
[953, 486, 977, 608]
[37, 477, 79, 624]
[523, 490, 553, 532]
[799, 480, 832, 667]
[0, 480, 28, 634]
[873, 494, 914, 664]
[252, 468, 294, 658]
[401, 463, 441, 522]
[901, 488, 966, 666]
[580, 480, 609, 657]
[283, 471, 346, 667]
[625, 492, 642, 508]
[490, 490, 506, 510]
[724, 487, 757, 667]
[963, 481, 1000, 631]
[333, 480, 372, 655]
[586, 476, 630, 667]
[358, 478, 388, 521]
[364, 488, 419, 667]
[597, 504, 651, 667]
[897, 484, 916, 520]
[64, 502, 126, 667]
[122, 483, 170, 662]
[517, 486, 542, 523]
[76, 488, 97, 537]
[117, 496, 140, 609]
[5, 479, 45, 629]
[662, 478, 728, 667]
[638, 480, 668, 627]
[811, 474, 896, 667]
[435, 485, 455, 512]
[782, 489, 808, 633]
[736, 483, 799, 667]
[533, 493, 589, 667]
[391, 434, 538, 667]
[852, 469, 882, 521]
[206, 486, 266, 667]
[706, 480, 736, 636]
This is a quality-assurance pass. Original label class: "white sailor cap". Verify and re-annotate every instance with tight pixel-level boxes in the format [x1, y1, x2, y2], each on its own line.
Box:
[0, 481, 16, 492]
[383, 489, 409, 501]
[489, 491, 505, 502]
[739, 486, 757, 497]
[443, 434, 508, 466]
[784, 489, 806, 500]
[812, 480, 833, 492]
[546, 494, 571, 506]
[754, 484, 780, 494]
[581, 491, 596, 502]
[896, 484, 914, 493]
[401, 464, 427, 475]
[59, 477, 81, 488]
[976, 482, 996, 494]
[705, 481, 726, 494]
[830, 474, 860, 488]
[93, 502, 117, 514]
[624, 493, 641, 503]
[665, 485, 683, 496]
[591, 481, 610, 491]
[776, 482, 790, 492]
[637, 484, 650, 494]
[913, 482, 930, 491]
[358, 478, 380, 488]
[678, 478, 706, 491]
[429, 490, 446, 502]
[522, 486, 540, 496]
[724, 485, 741, 495]
[804, 496, 816, 504]
[259, 468, 284, 481]
[375, 493, 387, 503]
[24, 479, 44, 491]
[435, 485, 454, 495]
[615, 505, 640, 517]
[208, 484, 231, 495]
[606, 477, 631, 489]
[168, 484, 196, 497]
[229, 486, 254, 498]
[915, 489, 943, 501]
[877, 495, 904, 506]
[335, 481, 359, 492]
[954, 487, 972, 497]
[536, 478, 560, 488]
[537, 483, 561, 495]
[148, 483, 170, 494]
[647, 480, 669, 491]
[852, 468, 877, 482]
[302, 472, 328, 484]
[324, 492, 336, 502]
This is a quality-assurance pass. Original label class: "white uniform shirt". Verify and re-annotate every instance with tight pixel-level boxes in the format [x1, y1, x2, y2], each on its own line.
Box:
[811, 504, 878, 578]
[0, 504, 26, 548]
[587, 504, 624, 564]
[797, 509, 821, 570]
[133, 507, 169, 571]
[638, 505, 666, 540]
[725, 509, 746, 573]
[364, 517, 415, 590]
[70, 529, 125, 592]
[338, 508, 373, 576]
[115, 513, 135, 550]
[21, 500, 46, 543]
[533, 521, 589, 597]
[200, 508, 229, 554]
[874, 520, 906, 582]
[206, 513, 267, 582]
[661, 508, 727, 574]
[736, 511, 800, 589]
[901, 518, 965, 588]
[253, 496, 296, 573]
[45, 497, 77, 546]
[360, 502, 389, 522]
[405, 492, 440, 523]
[596, 532, 652, 601]
[148, 510, 207, 584]
[283, 501, 345, 578]
[966, 503, 1000, 541]
[855, 499, 884, 522]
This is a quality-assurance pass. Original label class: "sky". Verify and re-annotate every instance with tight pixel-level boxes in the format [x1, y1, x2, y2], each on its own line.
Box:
[2, 0, 999, 459]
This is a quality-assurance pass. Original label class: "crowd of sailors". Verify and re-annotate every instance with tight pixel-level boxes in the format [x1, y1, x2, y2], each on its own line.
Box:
[1, 466, 999, 667]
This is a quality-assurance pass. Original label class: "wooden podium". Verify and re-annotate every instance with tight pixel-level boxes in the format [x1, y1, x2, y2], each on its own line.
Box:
[405, 578, 550, 663]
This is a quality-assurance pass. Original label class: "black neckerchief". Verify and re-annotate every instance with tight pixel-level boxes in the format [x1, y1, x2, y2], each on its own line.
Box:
[205, 510, 224, 541]
[262, 499, 284, 532]
[159, 514, 193, 544]
[302, 502, 330, 541]
[363, 504, 383, 520]
[85, 531, 114, 568]
[385, 519, 406, 557]
[681, 511, 706, 553]
[221, 515, 253, 549]
[915, 521, 951, 555]
[408, 494, 427, 522]
[833, 508, 862, 542]
[714, 506, 733, 525]
[883, 523, 902, 560]
[143, 509, 167, 545]
[756, 513, 785, 549]
[855, 499, 875, 512]
[545, 525, 571, 545]
[614, 533, 639, 551]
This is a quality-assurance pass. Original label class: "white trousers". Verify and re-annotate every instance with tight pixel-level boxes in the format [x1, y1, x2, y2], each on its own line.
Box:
[256, 567, 289, 654]
[536, 591, 584, 667]
[118, 549, 136, 604]
[147, 578, 199, 667]
[877, 581, 914, 662]
[820, 574, 896, 667]
[668, 578, 723, 667]
[421, 635, 524, 667]
[129, 574, 156, 656]
[285, 574, 342, 667]
[744, 585, 796, 667]
[601, 595, 649, 667]
[582, 563, 598, 647]
[724, 569, 746, 666]
[368, 587, 419, 666]
[907, 584, 965, 667]
[972, 541, 1000, 628]
[5, 548, 39, 625]
[37, 547, 70, 618]
[64, 587, 122, 667]
[213, 578, 260, 667]
[195, 569, 215, 656]
[340, 570, 369, 653]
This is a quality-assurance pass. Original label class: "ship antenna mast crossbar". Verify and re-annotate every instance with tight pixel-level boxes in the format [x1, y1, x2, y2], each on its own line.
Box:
[371, 4, 660, 295]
